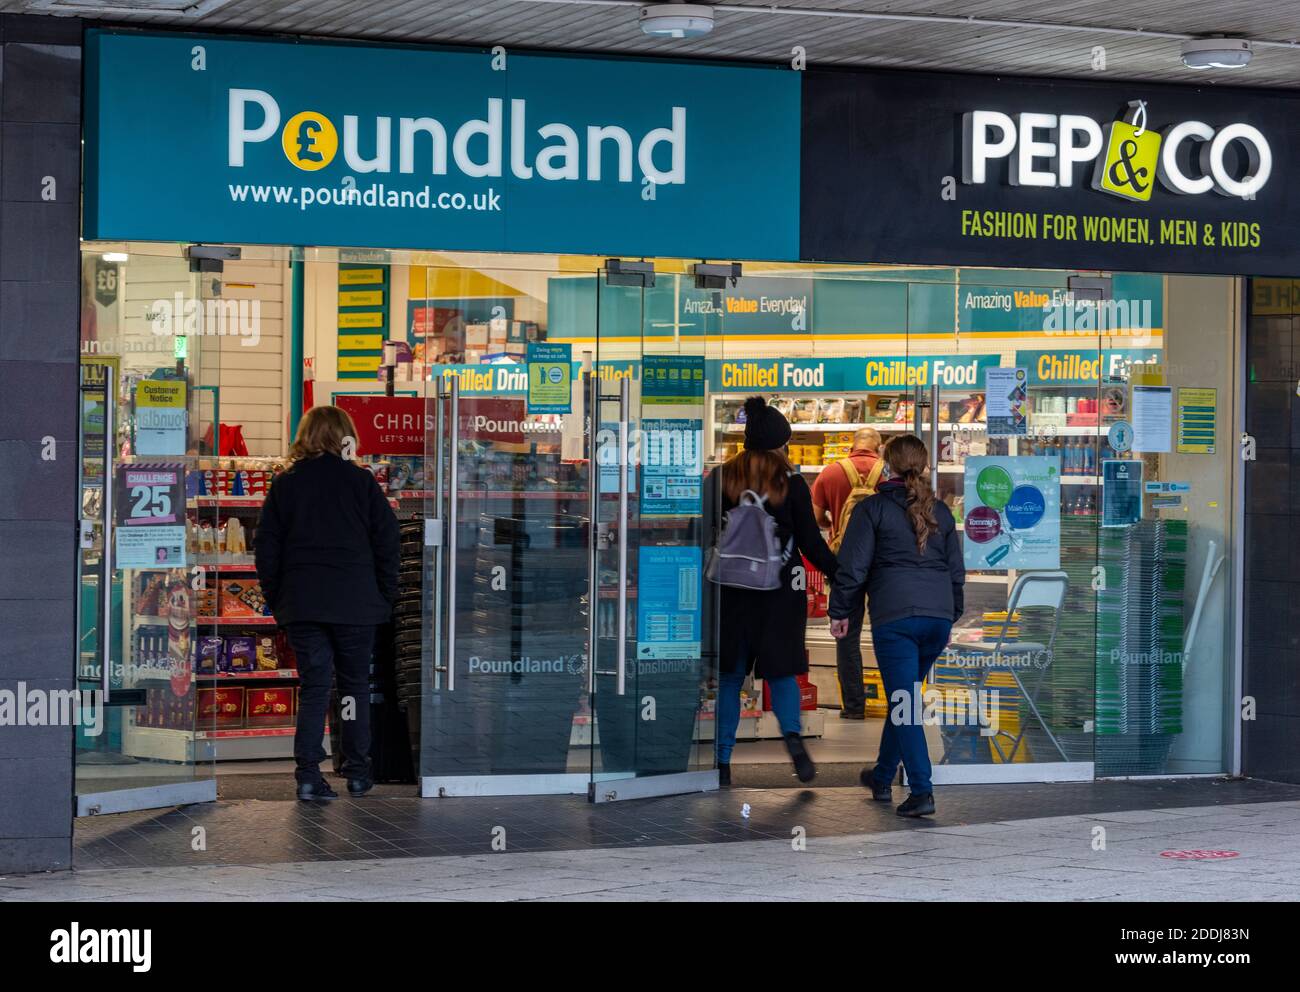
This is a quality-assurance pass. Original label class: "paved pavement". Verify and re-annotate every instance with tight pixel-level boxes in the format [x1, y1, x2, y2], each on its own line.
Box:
[8, 798, 1300, 901]
[70, 776, 1300, 870]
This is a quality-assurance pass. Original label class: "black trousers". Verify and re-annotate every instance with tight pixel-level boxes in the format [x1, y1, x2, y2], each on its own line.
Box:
[285, 621, 375, 784]
[836, 603, 867, 715]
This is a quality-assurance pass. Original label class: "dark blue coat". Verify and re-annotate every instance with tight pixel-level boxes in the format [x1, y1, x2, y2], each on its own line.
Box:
[828, 479, 965, 628]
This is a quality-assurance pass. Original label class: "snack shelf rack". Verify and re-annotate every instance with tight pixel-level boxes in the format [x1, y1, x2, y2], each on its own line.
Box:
[565, 709, 822, 746]
[193, 669, 297, 681]
[396, 488, 584, 501]
[189, 496, 264, 509]
[721, 422, 989, 434]
[123, 724, 325, 762]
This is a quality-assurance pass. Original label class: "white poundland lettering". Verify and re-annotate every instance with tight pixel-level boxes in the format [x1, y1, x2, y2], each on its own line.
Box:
[49, 923, 152, 973]
[229, 90, 688, 185]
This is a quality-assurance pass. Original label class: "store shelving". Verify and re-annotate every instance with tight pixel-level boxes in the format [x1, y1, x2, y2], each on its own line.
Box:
[396, 488, 583, 501]
[722, 421, 988, 434]
[193, 669, 297, 681]
[122, 724, 327, 762]
[198, 561, 258, 573]
[568, 708, 823, 746]
[188, 495, 265, 509]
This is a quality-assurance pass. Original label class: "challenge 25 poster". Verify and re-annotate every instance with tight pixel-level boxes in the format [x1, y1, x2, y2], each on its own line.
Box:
[962, 456, 1061, 570]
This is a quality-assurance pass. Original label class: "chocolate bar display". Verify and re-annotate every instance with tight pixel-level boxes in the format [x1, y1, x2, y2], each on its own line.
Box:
[223, 636, 256, 673]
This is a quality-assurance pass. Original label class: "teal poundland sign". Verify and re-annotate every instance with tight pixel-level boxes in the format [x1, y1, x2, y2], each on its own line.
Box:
[83, 31, 800, 259]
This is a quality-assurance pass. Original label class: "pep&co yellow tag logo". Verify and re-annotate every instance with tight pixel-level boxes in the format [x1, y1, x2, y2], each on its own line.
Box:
[1092, 100, 1160, 202]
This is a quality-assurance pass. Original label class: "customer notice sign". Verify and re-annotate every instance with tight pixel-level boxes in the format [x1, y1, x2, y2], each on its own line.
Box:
[802, 68, 1300, 276]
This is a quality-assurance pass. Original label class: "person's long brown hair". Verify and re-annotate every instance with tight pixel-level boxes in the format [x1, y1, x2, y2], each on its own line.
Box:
[883, 434, 937, 554]
[289, 405, 358, 462]
[721, 448, 792, 507]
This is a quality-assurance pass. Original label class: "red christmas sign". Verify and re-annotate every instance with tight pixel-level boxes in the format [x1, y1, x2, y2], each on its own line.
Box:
[335, 395, 432, 455]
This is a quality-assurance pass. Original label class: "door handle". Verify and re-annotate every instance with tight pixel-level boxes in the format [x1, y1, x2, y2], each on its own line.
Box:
[431, 379, 447, 691]
[445, 376, 459, 692]
[586, 371, 600, 696]
[930, 382, 940, 492]
[616, 375, 630, 697]
[101, 365, 116, 697]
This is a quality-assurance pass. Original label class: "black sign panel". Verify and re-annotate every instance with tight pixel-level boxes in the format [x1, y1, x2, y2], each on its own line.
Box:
[93, 257, 119, 307]
[801, 68, 1300, 276]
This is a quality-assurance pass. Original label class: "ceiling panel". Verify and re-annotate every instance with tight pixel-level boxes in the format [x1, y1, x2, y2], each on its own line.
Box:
[7, 0, 1299, 88]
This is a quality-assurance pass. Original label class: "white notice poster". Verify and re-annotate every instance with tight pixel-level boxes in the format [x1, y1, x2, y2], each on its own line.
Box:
[1131, 385, 1172, 453]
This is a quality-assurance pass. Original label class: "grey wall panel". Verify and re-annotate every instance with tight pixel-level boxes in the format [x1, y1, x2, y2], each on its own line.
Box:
[0, 12, 80, 875]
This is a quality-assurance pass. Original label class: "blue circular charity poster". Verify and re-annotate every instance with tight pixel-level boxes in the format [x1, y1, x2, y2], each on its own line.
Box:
[1005, 484, 1046, 530]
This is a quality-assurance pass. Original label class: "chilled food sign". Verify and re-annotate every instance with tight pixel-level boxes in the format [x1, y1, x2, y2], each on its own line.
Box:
[710, 355, 1001, 392]
[1017, 348, 1162, 385]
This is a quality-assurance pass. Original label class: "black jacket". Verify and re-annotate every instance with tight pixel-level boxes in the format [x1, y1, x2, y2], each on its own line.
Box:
[255, 454, 399, 626]
[703, 469, 840, 679]
[828, 479, 965, 628]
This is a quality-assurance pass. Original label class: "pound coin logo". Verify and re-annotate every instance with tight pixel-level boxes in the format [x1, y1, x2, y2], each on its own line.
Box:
[281, 110, 337, 171]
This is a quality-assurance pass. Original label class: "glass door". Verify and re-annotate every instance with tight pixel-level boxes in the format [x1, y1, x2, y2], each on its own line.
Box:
[416, 258, 717, 800]
[76, 245, 219, 815]
[924, 266, 1100, 783]
[418, 262, 596, 796]
[587, 263, 717, 802]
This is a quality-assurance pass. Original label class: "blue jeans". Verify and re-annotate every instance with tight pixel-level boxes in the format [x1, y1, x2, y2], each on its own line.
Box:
[716, 670, 802, 764]
[871, 615, 952, 795]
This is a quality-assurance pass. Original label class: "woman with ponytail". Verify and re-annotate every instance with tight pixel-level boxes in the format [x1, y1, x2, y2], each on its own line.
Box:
[827, 434, 965, 818]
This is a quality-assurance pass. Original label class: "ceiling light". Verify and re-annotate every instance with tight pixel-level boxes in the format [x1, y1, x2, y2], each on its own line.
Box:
[639, 3, 714, 40]
[1181, 37, 1253, 70]
[101, 252, 129, 263]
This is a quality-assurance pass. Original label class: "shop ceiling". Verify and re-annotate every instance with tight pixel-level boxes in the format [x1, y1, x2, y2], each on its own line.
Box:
[14, 0, 1300, 89]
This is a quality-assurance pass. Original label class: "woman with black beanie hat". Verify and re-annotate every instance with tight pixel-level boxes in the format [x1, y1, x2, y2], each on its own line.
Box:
[703, 396, 840, 785]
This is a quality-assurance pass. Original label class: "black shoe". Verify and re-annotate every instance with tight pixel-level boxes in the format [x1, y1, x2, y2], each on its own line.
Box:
[860, 767, 893, 802]
[296, 779, 338, 802]
[839, 710, 867, 721]
[783, 732, 817, 783]
[896, 793, 935, 818]
[717, 763, 731, 788]
[347, 777, 374, 798]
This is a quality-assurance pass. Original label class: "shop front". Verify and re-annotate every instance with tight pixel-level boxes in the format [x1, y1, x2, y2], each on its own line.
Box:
[66, 25, 1297, 823]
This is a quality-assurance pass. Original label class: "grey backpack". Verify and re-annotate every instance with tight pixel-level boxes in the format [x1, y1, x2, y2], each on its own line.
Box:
[705, 489, 792, 591]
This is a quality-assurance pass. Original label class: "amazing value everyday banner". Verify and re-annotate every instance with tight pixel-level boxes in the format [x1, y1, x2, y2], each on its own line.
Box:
[83, 30, 800, 259]
[802, 68, 1300, 276]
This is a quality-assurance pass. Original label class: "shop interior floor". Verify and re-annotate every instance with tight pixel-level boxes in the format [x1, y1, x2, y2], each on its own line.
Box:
[731, 712, 888, 764]
[70, 777, 1300, 871]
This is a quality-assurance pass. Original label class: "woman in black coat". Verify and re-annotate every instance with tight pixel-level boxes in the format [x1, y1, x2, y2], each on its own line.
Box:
[704, 397, 839, 785]
[255, 405, 399, 801]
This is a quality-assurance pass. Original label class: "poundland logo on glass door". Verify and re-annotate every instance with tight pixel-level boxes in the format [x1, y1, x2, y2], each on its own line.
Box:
[84, 31, 800, 259]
